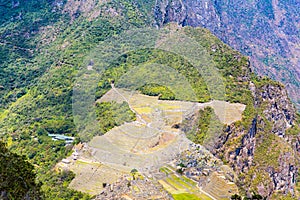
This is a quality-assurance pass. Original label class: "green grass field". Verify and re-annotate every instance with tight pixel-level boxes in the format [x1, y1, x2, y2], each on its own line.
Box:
[172, 192, 213, 200]
[172, 193, 202, 200]
[158, 166, 213, 200]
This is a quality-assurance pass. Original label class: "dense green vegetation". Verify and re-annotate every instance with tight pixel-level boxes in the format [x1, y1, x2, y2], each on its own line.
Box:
[0, 141, 42, 199]
[138, 83, 176, 100]
[0, 0, 67, 109]
[96, 48, 210, 103]
[96, 101, 136, 134]
[0, 0, 150, 198]
[183, 107, 224, 145]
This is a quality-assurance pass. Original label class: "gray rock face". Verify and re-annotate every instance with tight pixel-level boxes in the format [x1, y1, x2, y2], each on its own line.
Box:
[268, 153, 297, 195]
[259, 84, 296, 137]
[93, 175, 173, 200]
[212, 82, 299, 198]
[154, 0, 300, 110]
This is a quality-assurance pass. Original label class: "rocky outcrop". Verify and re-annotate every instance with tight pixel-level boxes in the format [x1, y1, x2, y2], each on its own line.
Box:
[212, 81, 299, 198]
[154, 0, 300, 110]
[268, 152, 297, 195]
[258, 83, 296, 137]
[177, 143, 223, 172]
[255, 82, 300, 154]
[93, 175, 173, 200]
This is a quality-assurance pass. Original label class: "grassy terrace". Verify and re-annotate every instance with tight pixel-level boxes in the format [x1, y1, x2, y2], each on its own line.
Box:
[159, 166, 239, 200]
[173, 193, 212, 200]
[159, 166, 213, 200]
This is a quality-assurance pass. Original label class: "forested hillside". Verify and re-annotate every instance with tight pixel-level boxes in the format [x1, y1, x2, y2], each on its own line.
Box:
[0, 141, 42, 199]
[0, 0, 299, 199]
[0, 0, 153, 198]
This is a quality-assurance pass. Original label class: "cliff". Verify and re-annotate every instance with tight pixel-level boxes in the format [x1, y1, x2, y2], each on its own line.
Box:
[211, 80, 300, 198]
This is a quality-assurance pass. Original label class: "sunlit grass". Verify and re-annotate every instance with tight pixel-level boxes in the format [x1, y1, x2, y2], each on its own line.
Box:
[172, 193, 211, 200]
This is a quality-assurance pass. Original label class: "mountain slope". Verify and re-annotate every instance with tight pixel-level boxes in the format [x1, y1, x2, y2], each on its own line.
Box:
[0, 141, 42, 199]
[0, 0, 150, 198]
[154, 0, 300, 110]
[0, 1, 299, 199]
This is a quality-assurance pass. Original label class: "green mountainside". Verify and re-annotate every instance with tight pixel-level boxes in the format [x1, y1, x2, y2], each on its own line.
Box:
[0, 141, 42, 199]
[0, 0, 299, 199]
